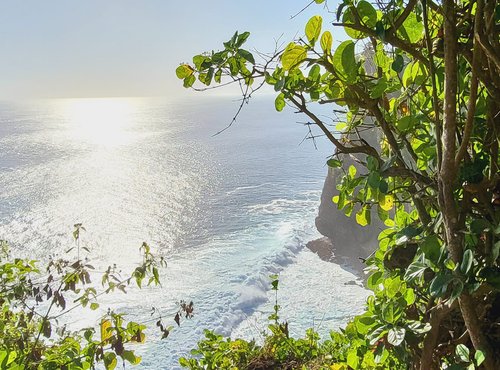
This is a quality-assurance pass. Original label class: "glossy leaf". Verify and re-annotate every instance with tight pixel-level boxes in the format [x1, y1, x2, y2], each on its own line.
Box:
[281, 43, 307, 70]
[305, 15, 322, 45]
[333, 40, 357, 83]
[356, 205, 371, 226]
[320, 31, 333, 53]
[387, 327, 406, 346]
[455, 344, 470, 362]
[176, 64, 194, 79]
[275, 93, 285, 112]
[237, 49, 255, 65]
[460, 249, 473, 275]
[357, 1, 377, 28]
[430, 274, 453, 297]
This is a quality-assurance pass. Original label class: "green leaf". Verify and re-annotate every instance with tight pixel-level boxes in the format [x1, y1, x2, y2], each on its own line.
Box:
[192, 55, 208, 70]
[348, 164, 357, 178]
[342, 8, 366, 39]
[176, 64, 194, 79]
[237, 49, 255, 65]
[308, 64, 321, 81]
[327, 158, 342, 168]
[179, 358, 190, 367]
[450, 279, 464, 302]
[122, 350, 141, 365]
[384, 277, 401, 298]
[402, 60, 427, 87]
[305, 15, 322, 45]
[398, 12, 423, 43]
[456, 344, 470, 362]
[378, 180, 389, 194]
[315, 0, 325, 3]
[347, 349, 359, 369]
[392, 54, 404, 73]
[367, 271, 383, 290]
[366, 156, 379, 171]
[407, 320, 432, 334]
[370, 77, 388, 98]
[355, 315, 376, 334]
[460, 249, 474, 275]
[333, 40, 357, 83]
[387, 327, 406, 346]
[223, 31, 238, 49]
[104, 352, 117, 370]
[320, 31, 333, 53]
[275, 93, 285, 112]
[281, 43, 307, 70]
[421, 235, 441, 263]
[183, 74, 196, 88]
[396, 116, 416, 132]
[474, 350, 485, 366]
[445, 258, 456, 271]
[90, 302, 99, 310]
[367, 172, 381, 189]
[214, 69, 222, 83]
[379, 194, 394, 211]
[357, 1, 377, 28]
[235, 31, 250, 47]
[404, 288, 416, 305]
[430, 273, 453, 297]
[356, 205, 371, 226]
[382, 303, 395, 323]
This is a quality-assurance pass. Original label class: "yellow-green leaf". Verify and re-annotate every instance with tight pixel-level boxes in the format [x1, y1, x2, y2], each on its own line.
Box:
[100, 319, 112, 343]
[281, 43, 307, 70]
[122, 350, 142, 365]
[348, 165, 357, 178]
[320, 31, 333, 53]
[305, 15, 322, 45]
[379, 194, 394, 211]
[175, 64, 194, 79]
[275, 93, 285, 112]
[356, 206, 371, 226]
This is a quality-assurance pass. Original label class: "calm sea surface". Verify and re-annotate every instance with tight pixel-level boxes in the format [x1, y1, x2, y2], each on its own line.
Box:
[0, 96, 368, 368]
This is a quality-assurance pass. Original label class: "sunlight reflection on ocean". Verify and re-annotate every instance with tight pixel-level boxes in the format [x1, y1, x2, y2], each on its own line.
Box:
[0, 96, 368, 369]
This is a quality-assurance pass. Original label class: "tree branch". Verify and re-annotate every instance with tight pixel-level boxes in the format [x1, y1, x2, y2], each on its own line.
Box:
[331, 22, 429, 66]
[420, 299, 458, 370]
[387, 0, 419, 33]
[455, 0, 482, 166]
[289, 94, 381, 160]
[422, 0, 443, 171]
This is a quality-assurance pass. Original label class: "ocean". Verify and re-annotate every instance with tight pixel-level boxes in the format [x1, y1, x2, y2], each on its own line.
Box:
[0, 96, 368, 368]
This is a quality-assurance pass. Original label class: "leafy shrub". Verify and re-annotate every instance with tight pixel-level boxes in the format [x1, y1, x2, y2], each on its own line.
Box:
[177, 0, 500, 368]
[0, 226, 190, 369]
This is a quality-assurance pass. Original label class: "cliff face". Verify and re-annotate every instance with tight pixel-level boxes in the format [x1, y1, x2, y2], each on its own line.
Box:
[315, 166, 381, 259]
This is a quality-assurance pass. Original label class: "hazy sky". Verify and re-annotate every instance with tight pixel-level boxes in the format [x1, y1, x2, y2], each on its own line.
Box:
[0, 1, 342, 100]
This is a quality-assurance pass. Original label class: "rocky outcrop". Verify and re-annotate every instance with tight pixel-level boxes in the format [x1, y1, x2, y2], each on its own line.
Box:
[315, 164, 382, 260]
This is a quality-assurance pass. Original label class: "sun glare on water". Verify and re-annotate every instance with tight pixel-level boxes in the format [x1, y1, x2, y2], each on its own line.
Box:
[60, 98, 139, 148]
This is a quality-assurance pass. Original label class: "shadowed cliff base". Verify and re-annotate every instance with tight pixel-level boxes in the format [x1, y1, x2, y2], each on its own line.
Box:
[306, 237, 367, 280]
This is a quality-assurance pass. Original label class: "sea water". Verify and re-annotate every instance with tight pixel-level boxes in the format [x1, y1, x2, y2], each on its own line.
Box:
[0, 96, 368, 369]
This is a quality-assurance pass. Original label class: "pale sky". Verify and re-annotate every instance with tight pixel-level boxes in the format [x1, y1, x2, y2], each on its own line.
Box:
[0, 1, 345, 100]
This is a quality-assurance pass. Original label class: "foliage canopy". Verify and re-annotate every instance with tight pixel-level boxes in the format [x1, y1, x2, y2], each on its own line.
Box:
[177, 0, 500, 368]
